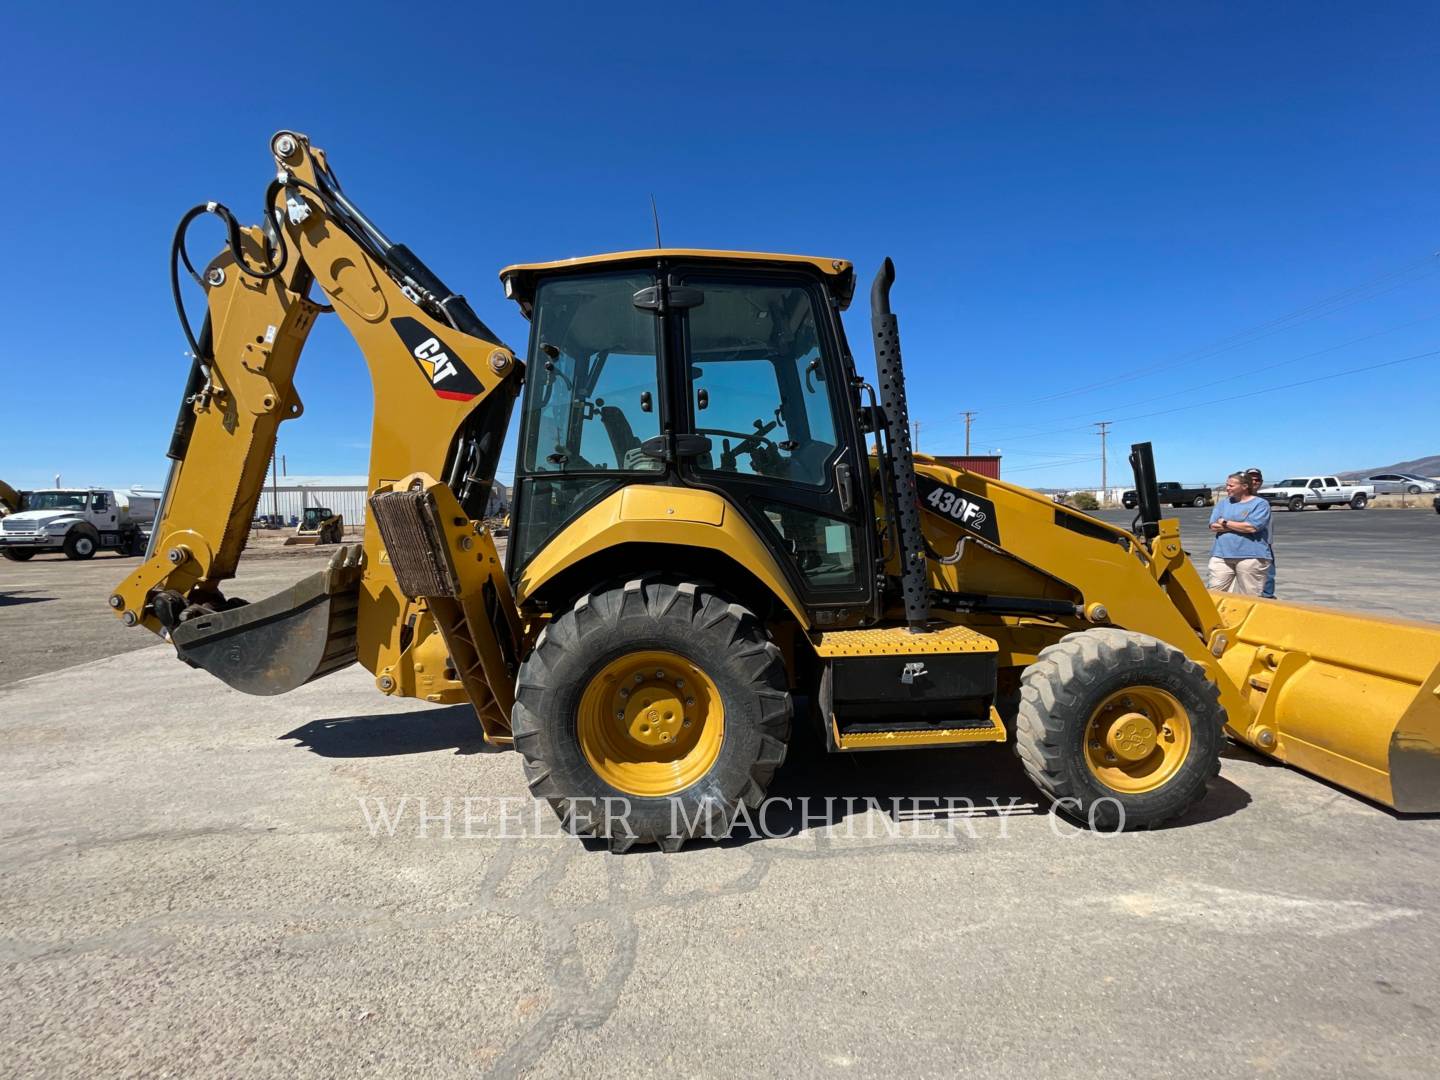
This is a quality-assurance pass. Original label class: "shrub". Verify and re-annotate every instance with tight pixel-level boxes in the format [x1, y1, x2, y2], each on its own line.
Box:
[1070, 491, 1100, 511]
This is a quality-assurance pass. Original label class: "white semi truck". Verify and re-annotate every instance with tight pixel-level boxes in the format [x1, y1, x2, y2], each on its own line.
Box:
[0, 487, 159, 561]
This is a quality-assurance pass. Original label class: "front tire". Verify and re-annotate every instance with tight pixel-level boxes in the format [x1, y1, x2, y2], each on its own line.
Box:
[1014, 629, 1224, 830]
[1407, 485, 1422, 495]
[512, 578, 792, 851]
[1288, 496, 1306, 512]
[1192, 495, 1207, 507]
[1, 548, 37, 561]
[63, 530, 97, 560]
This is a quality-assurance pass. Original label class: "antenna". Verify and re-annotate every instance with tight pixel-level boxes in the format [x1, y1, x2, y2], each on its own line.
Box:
[650, 194, 663, 249]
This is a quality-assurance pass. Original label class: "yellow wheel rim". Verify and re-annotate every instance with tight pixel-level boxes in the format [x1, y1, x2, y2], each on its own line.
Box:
[1083, 686, 1192, 794]
[576, 649, 724, 798]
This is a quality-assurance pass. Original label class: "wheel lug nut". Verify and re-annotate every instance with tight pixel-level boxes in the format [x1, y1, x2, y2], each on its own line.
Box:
[616, 710, 625, 719]
[683, 719, 692, 728]
[634, 674, 643, 683]
[619, 688, 629, 699]
[655, 670, 664, 679]
[685, 697, 695, 707]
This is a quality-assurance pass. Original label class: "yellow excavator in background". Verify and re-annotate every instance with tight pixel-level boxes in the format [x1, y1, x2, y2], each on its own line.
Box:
[0, 481, 22, 517]
[110, 132, 1440, 849]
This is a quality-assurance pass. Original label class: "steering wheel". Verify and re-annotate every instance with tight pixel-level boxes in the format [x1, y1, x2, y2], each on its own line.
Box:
[694, 427, 780, 471]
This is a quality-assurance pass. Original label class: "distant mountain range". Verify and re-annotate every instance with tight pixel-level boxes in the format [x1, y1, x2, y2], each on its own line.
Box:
[1339, 454, 1440, 480]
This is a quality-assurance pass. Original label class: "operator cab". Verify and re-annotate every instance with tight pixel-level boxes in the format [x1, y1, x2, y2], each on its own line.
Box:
[500, 249, 876, 623]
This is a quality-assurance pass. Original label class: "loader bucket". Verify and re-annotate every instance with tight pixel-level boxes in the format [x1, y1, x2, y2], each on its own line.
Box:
[170, 545, 363, 696]
[1214, 594, 1440, 812]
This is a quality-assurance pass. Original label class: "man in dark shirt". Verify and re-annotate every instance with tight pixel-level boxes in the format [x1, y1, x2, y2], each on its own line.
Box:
[1245, 467, 1276, 598]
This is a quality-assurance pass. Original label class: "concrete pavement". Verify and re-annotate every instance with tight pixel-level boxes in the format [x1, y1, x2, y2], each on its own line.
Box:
[3, 518, 1439, 1077]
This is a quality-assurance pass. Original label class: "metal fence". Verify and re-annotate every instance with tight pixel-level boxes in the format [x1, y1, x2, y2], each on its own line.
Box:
[255, 478, 510, 529]
[256, 485, 369, 529]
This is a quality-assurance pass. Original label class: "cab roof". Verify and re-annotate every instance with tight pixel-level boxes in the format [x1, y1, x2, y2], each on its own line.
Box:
[499, 249, 855, 317]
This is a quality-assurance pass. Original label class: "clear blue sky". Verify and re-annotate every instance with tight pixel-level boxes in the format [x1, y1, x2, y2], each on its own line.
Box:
[4, 2, 1438, 492]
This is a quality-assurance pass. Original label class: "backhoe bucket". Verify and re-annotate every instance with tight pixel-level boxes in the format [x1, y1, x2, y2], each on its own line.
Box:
[1215, 595, 1440, 812]
[170, 545, 363, 696]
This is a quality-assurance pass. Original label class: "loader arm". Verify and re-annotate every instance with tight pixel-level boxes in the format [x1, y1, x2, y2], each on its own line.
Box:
[111, 131, 523, 735]
[910, 457, 1440, 812]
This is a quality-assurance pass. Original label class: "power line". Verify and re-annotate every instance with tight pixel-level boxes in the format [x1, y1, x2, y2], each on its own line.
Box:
[972, 308, 1440, 444]
[976, 345, 1440, 457]
[973, 252, 1439, 412]
[1108, 346, 1440, 426]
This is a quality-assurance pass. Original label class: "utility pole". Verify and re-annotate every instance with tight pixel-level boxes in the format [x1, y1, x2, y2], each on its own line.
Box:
[911, 419, 921, 452]
[1094, 421, 1112, 506]
[271, 452, 279, 522]
[961, 411, 976, 455]
[281, 454, 287, 477]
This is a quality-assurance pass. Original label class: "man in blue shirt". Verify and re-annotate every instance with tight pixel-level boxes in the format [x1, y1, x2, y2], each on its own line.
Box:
[1207, 471, 1273, 595]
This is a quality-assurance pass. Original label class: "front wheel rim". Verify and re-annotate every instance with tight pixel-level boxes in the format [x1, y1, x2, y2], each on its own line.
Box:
[76, 538, 93, 555]
[1083, 687, 1192, 794]
[576, 649, 724, 798]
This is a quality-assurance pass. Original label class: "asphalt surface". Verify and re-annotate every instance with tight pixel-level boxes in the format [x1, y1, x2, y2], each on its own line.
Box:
[3, 512, 1439, 1078]
[1094, 504, 1440, 623]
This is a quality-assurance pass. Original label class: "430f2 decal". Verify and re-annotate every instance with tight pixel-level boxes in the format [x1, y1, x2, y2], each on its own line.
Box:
[915, 475, 1000, 545]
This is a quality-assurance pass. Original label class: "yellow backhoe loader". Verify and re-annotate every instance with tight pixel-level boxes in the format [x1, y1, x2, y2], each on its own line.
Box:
[110, 132, 1440, 849]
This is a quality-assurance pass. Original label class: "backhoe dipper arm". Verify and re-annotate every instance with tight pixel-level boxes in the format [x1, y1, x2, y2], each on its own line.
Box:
[111, 132, 522, 678]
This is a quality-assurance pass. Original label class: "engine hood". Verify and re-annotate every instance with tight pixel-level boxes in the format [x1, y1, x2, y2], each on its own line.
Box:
[2, 510, 79, 529]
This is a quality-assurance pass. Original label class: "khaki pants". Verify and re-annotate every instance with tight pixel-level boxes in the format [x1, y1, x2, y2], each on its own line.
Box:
[1208, 556, 1271, 595]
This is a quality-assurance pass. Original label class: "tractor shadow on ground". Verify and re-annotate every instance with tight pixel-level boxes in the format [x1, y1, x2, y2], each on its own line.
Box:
[0, 590, 54, 608]
[712, 719, 1252, 847]
[278, 704, 502, 758]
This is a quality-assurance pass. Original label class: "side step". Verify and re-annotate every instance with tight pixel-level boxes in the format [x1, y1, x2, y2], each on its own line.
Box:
[813, 623, 1006, 751]
[170, 545, 363, 695]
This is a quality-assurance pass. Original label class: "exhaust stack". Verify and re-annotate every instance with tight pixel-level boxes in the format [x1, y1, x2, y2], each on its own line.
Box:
[869, 259, 930, 633]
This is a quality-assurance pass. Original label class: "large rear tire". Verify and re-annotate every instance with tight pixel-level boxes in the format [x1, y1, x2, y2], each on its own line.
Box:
[512, 578, 792, 851]
[1014, 629, 1224, 830]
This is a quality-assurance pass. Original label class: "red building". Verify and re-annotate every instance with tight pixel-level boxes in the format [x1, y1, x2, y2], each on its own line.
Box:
[934, 455, 1001, 479]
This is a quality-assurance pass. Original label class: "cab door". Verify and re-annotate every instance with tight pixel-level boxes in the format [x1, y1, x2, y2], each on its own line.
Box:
[671, 270, 874, 623]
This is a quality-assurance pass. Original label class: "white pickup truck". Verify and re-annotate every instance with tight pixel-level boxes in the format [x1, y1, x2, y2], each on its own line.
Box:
[1255, 475, 1373, 512]
[0, 487, 158, 560]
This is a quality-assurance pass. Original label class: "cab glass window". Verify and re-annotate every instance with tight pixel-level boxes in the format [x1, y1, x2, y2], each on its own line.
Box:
[519, 274, 661, 474]
[753, 499, 861, 589]
[686, 280, 839, 489]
